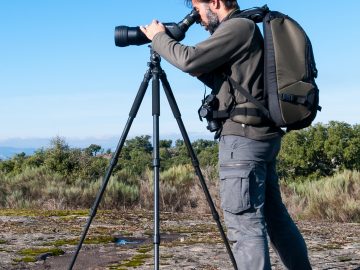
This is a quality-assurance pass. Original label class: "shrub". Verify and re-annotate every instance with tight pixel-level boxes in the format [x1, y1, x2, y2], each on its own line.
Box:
[140, 165, 195, 211]
[278, 122, 360, 182]
[282, 170, 360, 222]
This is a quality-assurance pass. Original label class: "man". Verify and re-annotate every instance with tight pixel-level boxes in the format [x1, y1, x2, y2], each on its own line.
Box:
[140, 0, 312, 269]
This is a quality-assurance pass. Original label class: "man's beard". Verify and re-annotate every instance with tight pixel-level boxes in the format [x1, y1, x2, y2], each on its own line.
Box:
[206, 8, 220, 34]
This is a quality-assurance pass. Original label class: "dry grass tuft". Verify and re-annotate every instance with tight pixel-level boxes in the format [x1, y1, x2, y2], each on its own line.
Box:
[282, 170, 360, 222]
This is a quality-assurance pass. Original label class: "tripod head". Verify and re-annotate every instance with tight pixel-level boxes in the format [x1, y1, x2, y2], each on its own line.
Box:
[149, 47, 161, 65]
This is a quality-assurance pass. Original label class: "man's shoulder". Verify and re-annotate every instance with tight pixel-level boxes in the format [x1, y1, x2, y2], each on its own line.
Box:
[224, 16, 255, 25]
[219, 17, 255, 33]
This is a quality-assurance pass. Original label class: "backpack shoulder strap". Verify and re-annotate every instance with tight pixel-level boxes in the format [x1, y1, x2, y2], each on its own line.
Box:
[229, 6, 271, 119]
[227, 77, 270, 119]
[236, 5, 270, 22]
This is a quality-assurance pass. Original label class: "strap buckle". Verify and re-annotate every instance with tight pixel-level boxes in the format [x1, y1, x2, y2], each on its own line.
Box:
[280, 93, 296, 103]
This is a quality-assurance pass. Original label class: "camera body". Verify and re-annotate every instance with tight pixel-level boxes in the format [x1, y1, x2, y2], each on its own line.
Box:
[198, 94, 222, 133]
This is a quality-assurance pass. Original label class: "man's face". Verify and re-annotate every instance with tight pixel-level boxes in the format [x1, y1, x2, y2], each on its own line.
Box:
[192, 0, 220, 33]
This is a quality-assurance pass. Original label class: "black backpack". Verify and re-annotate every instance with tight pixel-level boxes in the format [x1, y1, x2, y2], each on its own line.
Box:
[228, 5, 321, 131]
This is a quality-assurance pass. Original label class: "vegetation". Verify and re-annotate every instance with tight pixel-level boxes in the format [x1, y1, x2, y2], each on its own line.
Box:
[282, 170, 360, 222]
[0, 135, 216, 211]
[278, 121, 360, 181]
[0, 121, 359, 222]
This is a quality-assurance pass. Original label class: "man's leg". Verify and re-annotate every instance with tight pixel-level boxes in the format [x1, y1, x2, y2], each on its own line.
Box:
[219, 135, 273, 270]
[264, 160, 312, 270]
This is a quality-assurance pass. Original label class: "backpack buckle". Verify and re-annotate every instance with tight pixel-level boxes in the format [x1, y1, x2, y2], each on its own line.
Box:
[280, 93, 295, 103]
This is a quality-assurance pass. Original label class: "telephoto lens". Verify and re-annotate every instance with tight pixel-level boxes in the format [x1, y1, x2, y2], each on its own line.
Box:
[115, 9, 200, 47]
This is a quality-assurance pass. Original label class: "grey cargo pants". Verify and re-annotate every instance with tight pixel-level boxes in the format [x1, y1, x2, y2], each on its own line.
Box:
[219, 135, 311, 270]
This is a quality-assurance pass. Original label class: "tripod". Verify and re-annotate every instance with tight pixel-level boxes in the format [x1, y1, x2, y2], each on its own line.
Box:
[68, 47, 237, 270]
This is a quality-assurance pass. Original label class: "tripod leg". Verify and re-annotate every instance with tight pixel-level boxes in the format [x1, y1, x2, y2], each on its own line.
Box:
[152, 60, 161, 270]
[68, 69, 152, 270]
[160, 72, 238, 270]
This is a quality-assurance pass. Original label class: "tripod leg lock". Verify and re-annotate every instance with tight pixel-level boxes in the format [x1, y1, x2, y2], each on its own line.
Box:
[212, 211, 220, 221]
[153, 234, 161, 245]
[191, 159, 200, 167]
[152, 158, 160, 167]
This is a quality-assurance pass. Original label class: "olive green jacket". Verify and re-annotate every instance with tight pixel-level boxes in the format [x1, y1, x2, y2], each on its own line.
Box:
[152, 14, 282, 140]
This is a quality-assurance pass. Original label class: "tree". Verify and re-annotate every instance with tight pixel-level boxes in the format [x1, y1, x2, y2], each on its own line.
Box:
[159, 140, 173, 171]
[279, 124, 332, 180]
[192, 139, 217, 153]
[85, 144, 102, 157]
[278, 121, 360, 181]
[117, 135, 153, 175]
[44, 136, 80, 177]
[325, 121, 360, 171]
[170, 139, 191, 166]
[25, 149, 46, 168]
[159, 139, 172, 148]
[344, 124, 360, 171]
[122, 135, 152, 158]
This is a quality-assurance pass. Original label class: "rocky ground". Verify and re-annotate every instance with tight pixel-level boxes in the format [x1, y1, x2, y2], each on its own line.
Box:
[0, 209, 359, 270]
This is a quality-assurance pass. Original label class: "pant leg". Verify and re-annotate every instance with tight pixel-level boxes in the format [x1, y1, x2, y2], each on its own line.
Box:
[264, 160, 312, 270]
[220, 165, 271, 270]
[219, 135, 277, 270]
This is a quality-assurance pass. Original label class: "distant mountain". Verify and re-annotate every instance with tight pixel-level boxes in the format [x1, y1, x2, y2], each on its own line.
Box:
[0, 147, 36, 160]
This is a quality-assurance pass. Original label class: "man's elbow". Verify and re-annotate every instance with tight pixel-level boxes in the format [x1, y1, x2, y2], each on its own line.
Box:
[179, 60, 204, 74]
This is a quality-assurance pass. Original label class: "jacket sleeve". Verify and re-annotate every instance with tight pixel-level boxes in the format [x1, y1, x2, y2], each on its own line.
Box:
[151, 18, 255, 75]
[197, 72, 215, 88]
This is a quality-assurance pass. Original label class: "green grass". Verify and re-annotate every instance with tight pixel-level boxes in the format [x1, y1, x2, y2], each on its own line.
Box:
[14, 247, 65, 263]
[108, 245, 153, 269]
[18, 247, 65, 257]
[44, 236, 115, 247]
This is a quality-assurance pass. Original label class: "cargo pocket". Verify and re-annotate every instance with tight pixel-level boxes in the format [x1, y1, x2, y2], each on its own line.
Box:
[219, 163, 252, 214]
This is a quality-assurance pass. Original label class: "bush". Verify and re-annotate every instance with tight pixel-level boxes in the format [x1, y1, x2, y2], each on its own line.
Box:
[278, 122, 360, 181]
[140, 165, 195, 211]
[282, 170, 360, 222]
[0, 165, 141, 209]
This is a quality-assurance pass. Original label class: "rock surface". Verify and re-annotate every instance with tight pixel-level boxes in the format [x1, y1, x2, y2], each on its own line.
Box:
[0, 210, 359, 269]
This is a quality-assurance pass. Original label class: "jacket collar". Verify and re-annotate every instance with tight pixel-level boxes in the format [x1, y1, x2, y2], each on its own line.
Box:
[221, 8, 241, 22]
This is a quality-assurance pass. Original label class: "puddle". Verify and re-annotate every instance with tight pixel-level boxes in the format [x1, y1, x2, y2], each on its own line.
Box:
[115, 237, 146, 246]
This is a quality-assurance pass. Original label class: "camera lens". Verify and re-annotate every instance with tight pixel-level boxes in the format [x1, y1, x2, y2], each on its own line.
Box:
[114, 9, 199, 47]
[207, 121, 221, 132]
[114, 26, 150, 47]
[199, 107, 210, 118]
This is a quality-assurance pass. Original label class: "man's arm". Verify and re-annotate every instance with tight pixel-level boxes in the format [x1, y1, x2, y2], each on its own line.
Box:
[142, 18, 254, 75]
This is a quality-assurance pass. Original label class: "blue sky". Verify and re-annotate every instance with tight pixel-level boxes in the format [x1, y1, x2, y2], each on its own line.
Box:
[1, 1, 359, 146]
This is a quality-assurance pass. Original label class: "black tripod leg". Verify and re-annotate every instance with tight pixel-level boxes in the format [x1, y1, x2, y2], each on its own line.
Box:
[160, 72, 238, 270]
[68, 68, 152, 270]
[151, 61, 161, 270]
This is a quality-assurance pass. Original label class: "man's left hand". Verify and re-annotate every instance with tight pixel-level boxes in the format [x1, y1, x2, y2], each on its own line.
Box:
[140, 20, 165, 40]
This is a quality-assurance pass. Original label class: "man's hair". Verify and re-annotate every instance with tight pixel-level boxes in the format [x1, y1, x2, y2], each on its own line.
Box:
[185, 0, 239, 9]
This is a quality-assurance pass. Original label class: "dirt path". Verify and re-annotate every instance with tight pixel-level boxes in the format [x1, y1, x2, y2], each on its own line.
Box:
[0, 209, 359, 269]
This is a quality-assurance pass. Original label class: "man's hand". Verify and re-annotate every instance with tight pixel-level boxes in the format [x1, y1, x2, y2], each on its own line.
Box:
[140, 20, 165, 41]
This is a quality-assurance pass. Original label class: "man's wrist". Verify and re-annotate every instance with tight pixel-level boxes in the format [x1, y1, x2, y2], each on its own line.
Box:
[151, 31, 167, 47]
